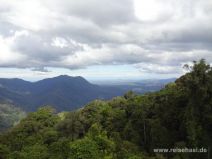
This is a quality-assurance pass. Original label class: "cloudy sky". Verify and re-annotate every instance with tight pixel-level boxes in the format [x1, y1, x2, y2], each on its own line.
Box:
[0, 0, 211, 81]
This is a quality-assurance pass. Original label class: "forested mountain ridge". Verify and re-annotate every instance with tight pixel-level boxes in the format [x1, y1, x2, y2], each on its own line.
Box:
[0, 75, 125, 111]
[0, 60, 211, 159]
[0, 75, 173, 112]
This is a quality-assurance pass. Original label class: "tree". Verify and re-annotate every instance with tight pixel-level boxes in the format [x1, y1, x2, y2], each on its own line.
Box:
[0, 144, 9, 159]
[56, 111, 85, 141]
[69, 138, 100, 159]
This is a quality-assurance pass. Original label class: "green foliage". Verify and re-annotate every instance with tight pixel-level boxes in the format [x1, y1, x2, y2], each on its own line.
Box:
[69, 137, 100, 159]
[0, 144, 9, 159]
[14, 144, 49, 159]
[0, 60, 211, 159]
[0, 104, 26, 132]
[48, 138, 70, 159]
[0, 106, 60, 152]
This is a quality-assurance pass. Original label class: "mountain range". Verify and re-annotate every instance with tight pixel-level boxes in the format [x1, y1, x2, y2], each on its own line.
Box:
[0, 75, 176, 111]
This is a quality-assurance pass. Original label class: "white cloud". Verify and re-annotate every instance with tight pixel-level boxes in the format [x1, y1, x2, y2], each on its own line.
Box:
[0, 0, 211, 76]
[0, 32, 27, 66]
[135, 63, 182, 74]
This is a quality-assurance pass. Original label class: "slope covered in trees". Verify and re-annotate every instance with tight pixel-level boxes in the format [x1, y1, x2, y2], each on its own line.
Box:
[0, 75, 173, 112]
[0, 75, 125, 111]
[0, 60, 211, 159]
[0, 103, 26, 132]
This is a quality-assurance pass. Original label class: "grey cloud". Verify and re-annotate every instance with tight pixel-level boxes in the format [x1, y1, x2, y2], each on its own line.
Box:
[44, 0, 136, 26]
[31, 67, 51, 73]
[10, 32, 84, 66]
[0, 0, 211, 75]
[0, 21, 21, 37]
[135, 63, 182, 74]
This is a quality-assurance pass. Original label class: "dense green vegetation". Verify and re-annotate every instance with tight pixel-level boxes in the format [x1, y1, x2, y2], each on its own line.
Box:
[0, 103, 26, 132]
[0, 60, 211, 159]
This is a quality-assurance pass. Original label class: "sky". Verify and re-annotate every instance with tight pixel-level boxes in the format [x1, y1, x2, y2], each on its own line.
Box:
[0, 0, 211, 81]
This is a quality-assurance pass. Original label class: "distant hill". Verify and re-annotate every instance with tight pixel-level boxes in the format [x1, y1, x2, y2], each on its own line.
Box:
[0, 76, 175, 111]
[0, 75, 125, 111]
[96, 78, 177, 93]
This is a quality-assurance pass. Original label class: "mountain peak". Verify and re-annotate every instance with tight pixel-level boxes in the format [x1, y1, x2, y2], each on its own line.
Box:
[57, 75, 70, 78]
[34, 75, 91, 87]
[56, 75, 83, 79]
[54, 75, 87, 82]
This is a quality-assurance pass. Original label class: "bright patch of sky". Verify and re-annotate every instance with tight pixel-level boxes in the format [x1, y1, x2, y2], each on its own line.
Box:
[0, 65, 181, 82]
